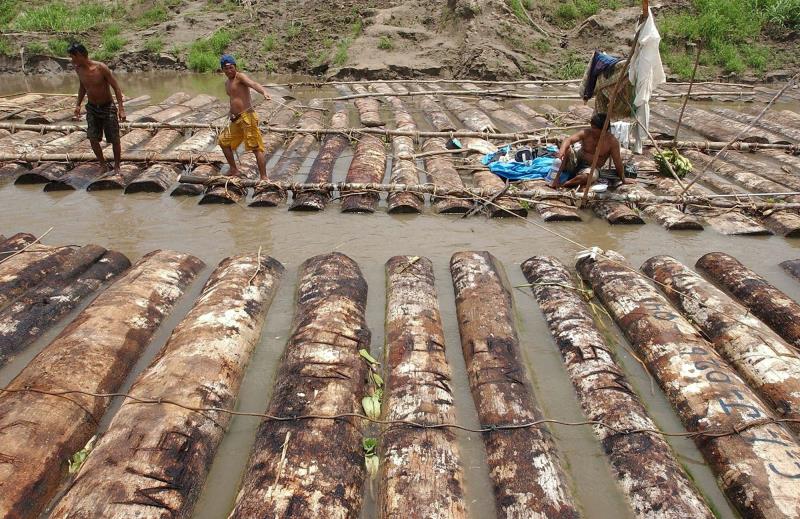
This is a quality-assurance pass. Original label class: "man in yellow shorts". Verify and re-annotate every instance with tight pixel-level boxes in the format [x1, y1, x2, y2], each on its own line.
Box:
[218, 54, 272, 179]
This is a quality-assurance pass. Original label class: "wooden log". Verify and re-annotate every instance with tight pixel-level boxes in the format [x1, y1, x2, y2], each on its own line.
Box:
[517, 179, 582, 221]
[513, 103, 552, 129]
[351, 84, 384, 127]
[421, 138, 472, 214]
[124, 163, 180, 193]
[521, 256, 714, 519]
[710, 107, 800, 143]
[250, 99, 324, 207]
[341, 134, 387, 213]
[620, 180, 703, 229]
[15, 162, 69, 184]
[697, 252, 800, 351]
[0, 249, 204, 519]
[471, 169, 527, 217]
[780, 259, 800, 281]
[0, 163, 27, 178]
[643, 255, 800, 435]
[654, 104, 779, 144]
[0, 246, 130, 368]
[684, 150, 799, 197]
[128, 92, 193, 122]
[49, 253, 284, 519]
[0, 245, 76, 309]
[171, 164, 219, 196]
[44, 162, 105, 191]
[477, 99, 531, 132]
[381, 256, 467, 519]
[290, 104, 350, 211]
[577, 250, 800, 519]
[442, 96, 496, 133]
[0, 233, 36, 258]
[384, 97, 423, 214]
[591, 201, 645, 225]
[450, 251, 579, 518]
[86, 164, 142, 191]
[718, 151, 800, 192]
[229, 252, 369, 518]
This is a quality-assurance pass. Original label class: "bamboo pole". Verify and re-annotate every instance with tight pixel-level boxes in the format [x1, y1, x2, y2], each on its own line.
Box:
[643, 255, 800, 435]
[697, 252, 800, 351]
[450, 251, 579, 518]
[177, 174, 800, 210]
[576, 249, 800, 519]
[521, 256, 714, 519]
[49, 254, 284, 519]
[229, 253, 369, 518]
[0, 245, 130, 368]
[0, 250, 204, 519]
[380, 256, 467, 519]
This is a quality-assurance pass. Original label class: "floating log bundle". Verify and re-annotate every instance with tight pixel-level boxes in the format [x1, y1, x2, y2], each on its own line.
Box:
[341, 134, 387, 213]
[0, 244, 130, 368]
[450, 251, 579, 518]
[577, 249, 800, 519]
[521, 256, 714, 519]
[696, 252, 800, 350]
[230, 252, 370, 518]
[381, 256, 467, 519]
[50, 254, 284, 519]
[0, 250, 204, 518]
[642, 255, 800, 435]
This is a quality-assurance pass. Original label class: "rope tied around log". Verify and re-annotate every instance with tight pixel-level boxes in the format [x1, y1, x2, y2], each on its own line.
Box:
[1, 386, 796, 440]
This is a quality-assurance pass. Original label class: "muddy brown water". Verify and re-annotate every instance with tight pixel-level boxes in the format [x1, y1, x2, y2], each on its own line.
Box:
[2, 73, 800, 519]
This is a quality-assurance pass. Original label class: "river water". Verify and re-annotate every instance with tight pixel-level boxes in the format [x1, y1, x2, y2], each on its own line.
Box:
[2, 72, 800, 518]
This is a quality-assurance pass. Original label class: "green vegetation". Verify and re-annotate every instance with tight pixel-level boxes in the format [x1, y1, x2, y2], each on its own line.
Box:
[144, 36, 164, 54]
[11, 1, 109, 32]
[557, 51, 584, 79]
[47, 37, 69, 56]
[333, 38, 350, 66]
[350, 19, 363, 37]
[377, 36, 393, 50]
[262, 34, 277, 52]
[265, 59, 276, 72]
[285, 20, 301, 39]
[0, 37, 11, 55]
[25, 41, 46, 54]
[660, 0, 798, 78]
[507, 0, 535, 23]
[136, 5, 168, 27]
[545, 0, 635, 26]
[187, 28, 232, 72]
[0, 0, 17, 26]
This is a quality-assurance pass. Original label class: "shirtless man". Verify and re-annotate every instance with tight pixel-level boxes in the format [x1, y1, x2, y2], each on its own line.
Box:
[217, 54, 272, 179]
[69, 43, 125, 174]
[551, 112, 633, 189]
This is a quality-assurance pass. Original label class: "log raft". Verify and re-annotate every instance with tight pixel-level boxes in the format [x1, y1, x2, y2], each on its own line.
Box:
[341, 134, 387, 213]
[450, 251, 579, 518]
[642, 255, 800, 435]
[577, 250, 800, 519]
[697, 252, 800, 351]
[383, 92, 424, 214]
[421, 138, 472, 214]
[381, 256, 467, 519]
[229, 252, 370, 518]
[49, 254, 284, 519]
[0, 244, 130, 368]
[521, 256, 714, 519]
[0, 250, 204, 519]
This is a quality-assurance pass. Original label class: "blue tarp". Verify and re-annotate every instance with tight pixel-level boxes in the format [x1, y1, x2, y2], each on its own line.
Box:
[481, 145, 571, 182]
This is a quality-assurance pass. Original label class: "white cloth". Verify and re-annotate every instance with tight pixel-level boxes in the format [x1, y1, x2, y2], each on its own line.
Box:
[628, 8, 666, 154]
[610, 121, 633, 150]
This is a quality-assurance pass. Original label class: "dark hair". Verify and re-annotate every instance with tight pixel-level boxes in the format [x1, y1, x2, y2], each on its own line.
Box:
[67, 43, 88, 57]
[590, 112, 608, 129]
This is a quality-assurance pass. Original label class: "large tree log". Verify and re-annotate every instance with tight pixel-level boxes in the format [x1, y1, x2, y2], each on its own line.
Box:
[170, 164, 219, 197]
[421, 138, 472, 214]
[50, 253, 284, 519]
[643, 255, 800, 435]
[290, 104, 350, 211]
[0, 250, 204, 519]
[517, 180, 582, 221]
[617, 183, 702, 230]
[351, 84, 383, 127]
[0, 244, 75, 309]
[577, 250, 800, 519]
[407, 85, 457, 132]
[471, 169, 527, 217]
[780, 259, 800, 281]
[696, 252, 800, 351]
[229, 252, 369, 518]
[125, 163, 181, 193]
[0, 233, 36, 257]
[341, 134, 387, 213]
[384, 96, 424, 214]
[381, 256, 467, 519]
[250, 99, 324, 207]
[710, 107, 800, 143]
[450, 251, 579, 518]
[521, 256, 714, 519]
[591, 201, 645, 225]
[477, 99, 531, 132]
[442, 97, 496, 133]
[128, 92, 193, 122]
[0, 245, 130, 368]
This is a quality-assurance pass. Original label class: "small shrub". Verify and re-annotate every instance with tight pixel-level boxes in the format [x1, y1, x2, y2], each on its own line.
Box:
[144, 36, 164, 54]
[207, 28, 232, 54]
[576, 0, 599, 16]
[265, 59, 277, 72]
[333, 38, 349, 66]
[0, 37, 12, 55]
[187, 29, 231, 72]
[507, 0, 529, 22]
[663, 50, 696, 79]
[555, 2, 579, 23]
[557, 51, 585, 79]
[25, 41, 46, 54]
[187, 48, 217, 71]
[137, 5, 168, 27]
[0, 0, 18, 26]
[285, 20, 301, 39]
[262, 34, 276, 52]
[763, 0, 800, 29]
[531, 39, 550, 52]
[377, 36, 393, 50]
[741, 44, 769, 72]
[350, 19, 363, 37]
[102, 25, 126, 54]
[47, 38, 69, 56]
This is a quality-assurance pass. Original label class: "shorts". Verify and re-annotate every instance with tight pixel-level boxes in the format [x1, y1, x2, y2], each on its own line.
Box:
[218, 110, 265, 152]
[565, 146, 599, 181]
[86, 101, 120, 143]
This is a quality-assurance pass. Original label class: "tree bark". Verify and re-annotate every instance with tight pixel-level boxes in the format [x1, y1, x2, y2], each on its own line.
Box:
[384, 96, 423, 214]
[0, 244, 75, 309]
[380, 256, 467, 519]
[780, 259, 800, 281]
[421, 138, 472, 214]
[50, 254, 284, 519]
[450, 251, 579, 519]
[341, 134, 386, 213]
[697, 252, 800, 351]
[577, 250, 800, 519]
[442, 96, 496, 133]
[0, 249, 204, 519]
[521, 256, 714, 519]
[229, 252, 369, 519]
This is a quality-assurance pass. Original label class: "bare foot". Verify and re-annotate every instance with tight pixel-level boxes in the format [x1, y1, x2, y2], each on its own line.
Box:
[227, 167, 240, 177]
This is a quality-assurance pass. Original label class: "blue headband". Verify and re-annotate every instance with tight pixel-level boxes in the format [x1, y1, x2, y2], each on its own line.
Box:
[220, 54, 236, 67]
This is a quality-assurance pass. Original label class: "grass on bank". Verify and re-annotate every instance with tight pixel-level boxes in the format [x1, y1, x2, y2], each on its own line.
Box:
[187, 28, 232, 72]
[10, 1, 111, 32]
